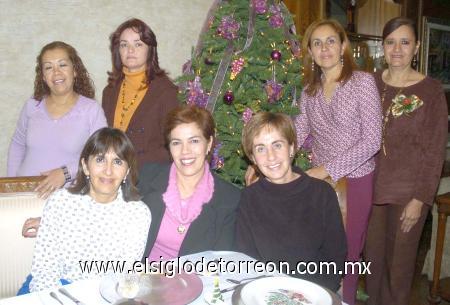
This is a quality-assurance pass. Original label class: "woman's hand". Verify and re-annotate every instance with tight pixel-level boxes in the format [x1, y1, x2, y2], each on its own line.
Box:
[305, 165, 329, 180]
[400, 198, 424, 233]
[245, 165, 259, 186]
[35, 168, 66, 199]
[22, 217, 42, 238]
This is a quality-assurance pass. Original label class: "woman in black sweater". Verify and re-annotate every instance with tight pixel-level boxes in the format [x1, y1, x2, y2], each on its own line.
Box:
[236, 112, 347, 292]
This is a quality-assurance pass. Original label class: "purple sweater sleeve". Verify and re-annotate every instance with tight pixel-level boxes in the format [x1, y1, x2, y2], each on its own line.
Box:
[7, 102, 29, 176]
[66, 103, 107, 179]
[325, 74, 382, 181]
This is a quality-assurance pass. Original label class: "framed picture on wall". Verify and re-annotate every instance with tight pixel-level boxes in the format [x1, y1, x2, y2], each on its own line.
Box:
[421, 17, 450, 90]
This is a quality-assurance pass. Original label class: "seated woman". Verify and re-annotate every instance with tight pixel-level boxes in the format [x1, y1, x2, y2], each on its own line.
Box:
[236, 112, 347, 292]
[139, 105, 240, 261]
[8, 41, 107, 199]
[28, 127, 151, 292]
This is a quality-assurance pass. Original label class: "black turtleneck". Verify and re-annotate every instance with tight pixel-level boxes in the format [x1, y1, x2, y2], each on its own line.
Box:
[235, 168, 347, 292]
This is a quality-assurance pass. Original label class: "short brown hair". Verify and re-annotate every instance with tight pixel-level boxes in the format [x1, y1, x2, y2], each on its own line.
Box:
[164, 105, 215, 148]
[34, 41, 95, 101]
[69, 127, 140, 201]
[242, 112, 297, 160]
[108, 18, 166, 86]
[302, 19, 357, 97]
[382, 17, 418, 42]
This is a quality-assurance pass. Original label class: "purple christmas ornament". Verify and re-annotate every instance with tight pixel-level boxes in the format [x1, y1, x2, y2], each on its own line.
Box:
[186, 76, 209, 108]
[204, 57, 214, 65]
[223, 90, 234, 105]
[210, 142, 224, 170]
[242, 107, 254, 124]
[265, 80, 283, 103]
[217, 16, 240, 40]
[301, 134, 314, 151]
[270, 50, 282, 61]
[252, 0, 268, 14]
[269, 4, 283, 28]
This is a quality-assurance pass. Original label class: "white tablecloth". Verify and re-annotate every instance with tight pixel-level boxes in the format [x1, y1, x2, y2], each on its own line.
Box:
[0, 251, 346, 305]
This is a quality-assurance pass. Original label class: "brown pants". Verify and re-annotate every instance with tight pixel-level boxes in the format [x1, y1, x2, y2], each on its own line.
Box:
[364, 203, 429, 305]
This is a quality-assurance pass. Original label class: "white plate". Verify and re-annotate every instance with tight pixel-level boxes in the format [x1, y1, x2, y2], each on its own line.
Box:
[99, 273, 203, 305]
[240, 276, 332, 305]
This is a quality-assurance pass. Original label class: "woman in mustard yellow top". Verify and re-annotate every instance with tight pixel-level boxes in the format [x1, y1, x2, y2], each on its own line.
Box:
[102, 18, 179, 167]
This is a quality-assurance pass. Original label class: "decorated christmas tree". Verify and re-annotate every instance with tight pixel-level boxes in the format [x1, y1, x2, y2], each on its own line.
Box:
[178, 0, 309, 186]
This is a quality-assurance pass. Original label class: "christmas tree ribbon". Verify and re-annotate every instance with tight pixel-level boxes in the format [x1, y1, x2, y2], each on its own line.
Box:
[206, 0, 257, 112]
[206, 42, 235, 112]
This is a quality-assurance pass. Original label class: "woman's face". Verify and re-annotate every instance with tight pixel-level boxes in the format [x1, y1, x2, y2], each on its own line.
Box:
[42, 48, 76, 97]
[383, 25, 419, 70]
[169, 122, 213, 181]
[251, 126, 295, 184]
[119, 27, 149, 73]
[308, 25, 345, 73]
[82, 149, 129, 203]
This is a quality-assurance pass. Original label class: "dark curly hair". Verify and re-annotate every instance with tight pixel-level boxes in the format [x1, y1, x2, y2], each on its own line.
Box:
[107, 18, 166, 86]
[33, 41, 95, 101]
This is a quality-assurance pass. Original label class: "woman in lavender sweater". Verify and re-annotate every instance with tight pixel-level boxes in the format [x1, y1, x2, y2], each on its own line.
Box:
[7, 41, 107, 199]
[294, 19, 381, 305]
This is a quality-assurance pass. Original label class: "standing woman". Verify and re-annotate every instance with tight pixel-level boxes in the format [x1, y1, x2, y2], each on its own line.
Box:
[8, 41, 107, 199]
[102, 18, 179, 167]
[294, 19, 381, 305]
[364, 17, 448, 305]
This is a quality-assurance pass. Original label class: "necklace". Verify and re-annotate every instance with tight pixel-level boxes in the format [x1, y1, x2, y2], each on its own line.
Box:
[381, 83, 403, 155]
[177, 225, 186, 234]
[119, 81, 143, 128]
[175, 200, 189, 234]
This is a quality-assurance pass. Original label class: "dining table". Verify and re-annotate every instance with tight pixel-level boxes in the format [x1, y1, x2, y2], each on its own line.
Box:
[0, 251, 347, 305]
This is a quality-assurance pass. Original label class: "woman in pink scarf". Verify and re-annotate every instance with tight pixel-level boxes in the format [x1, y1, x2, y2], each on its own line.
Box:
[139, 105, 240, 261]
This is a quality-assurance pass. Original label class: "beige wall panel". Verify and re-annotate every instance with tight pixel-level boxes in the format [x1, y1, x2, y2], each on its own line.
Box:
[0, 0, 213, 176]
[357, 0, 401, 36]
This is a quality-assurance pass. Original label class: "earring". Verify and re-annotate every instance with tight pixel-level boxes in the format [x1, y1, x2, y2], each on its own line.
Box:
[412, 55, 418, 68]
[311, 61, 315, 71]
[122, 177, 127, 184]
[340, 55, 344, 66]
[86, 174, 90, 180]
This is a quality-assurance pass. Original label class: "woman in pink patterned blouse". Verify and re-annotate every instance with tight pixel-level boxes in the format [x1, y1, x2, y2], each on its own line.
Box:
[295, 19, 381, 305]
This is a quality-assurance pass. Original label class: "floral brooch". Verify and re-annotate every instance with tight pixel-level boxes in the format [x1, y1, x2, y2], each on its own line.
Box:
[390, 94, 424, 117]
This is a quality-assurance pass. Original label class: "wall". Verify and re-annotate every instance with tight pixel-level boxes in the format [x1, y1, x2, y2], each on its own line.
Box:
[357, 0, 402, 36]
[0, 0, 213, 176]
[284, 0, 325, 35]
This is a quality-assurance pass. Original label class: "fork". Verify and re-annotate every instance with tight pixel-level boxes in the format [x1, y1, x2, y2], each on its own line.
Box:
[49, 291, 64, 305]
[58, 288, 85, 305]
[225, 274, 267, 284]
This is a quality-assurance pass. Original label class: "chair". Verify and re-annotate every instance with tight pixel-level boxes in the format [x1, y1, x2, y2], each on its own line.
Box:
[428, 192, 450, 304]
[0, 176, 45, 299]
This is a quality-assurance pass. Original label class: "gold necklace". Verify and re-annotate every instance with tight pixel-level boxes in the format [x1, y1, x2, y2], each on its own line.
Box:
[119, 81, 143, 127]
[381, 83, 403, 156]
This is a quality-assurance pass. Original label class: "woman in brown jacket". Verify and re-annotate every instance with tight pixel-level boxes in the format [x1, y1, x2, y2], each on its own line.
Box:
[102, 18, 179, 167]
[364, 17, 448, 305]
